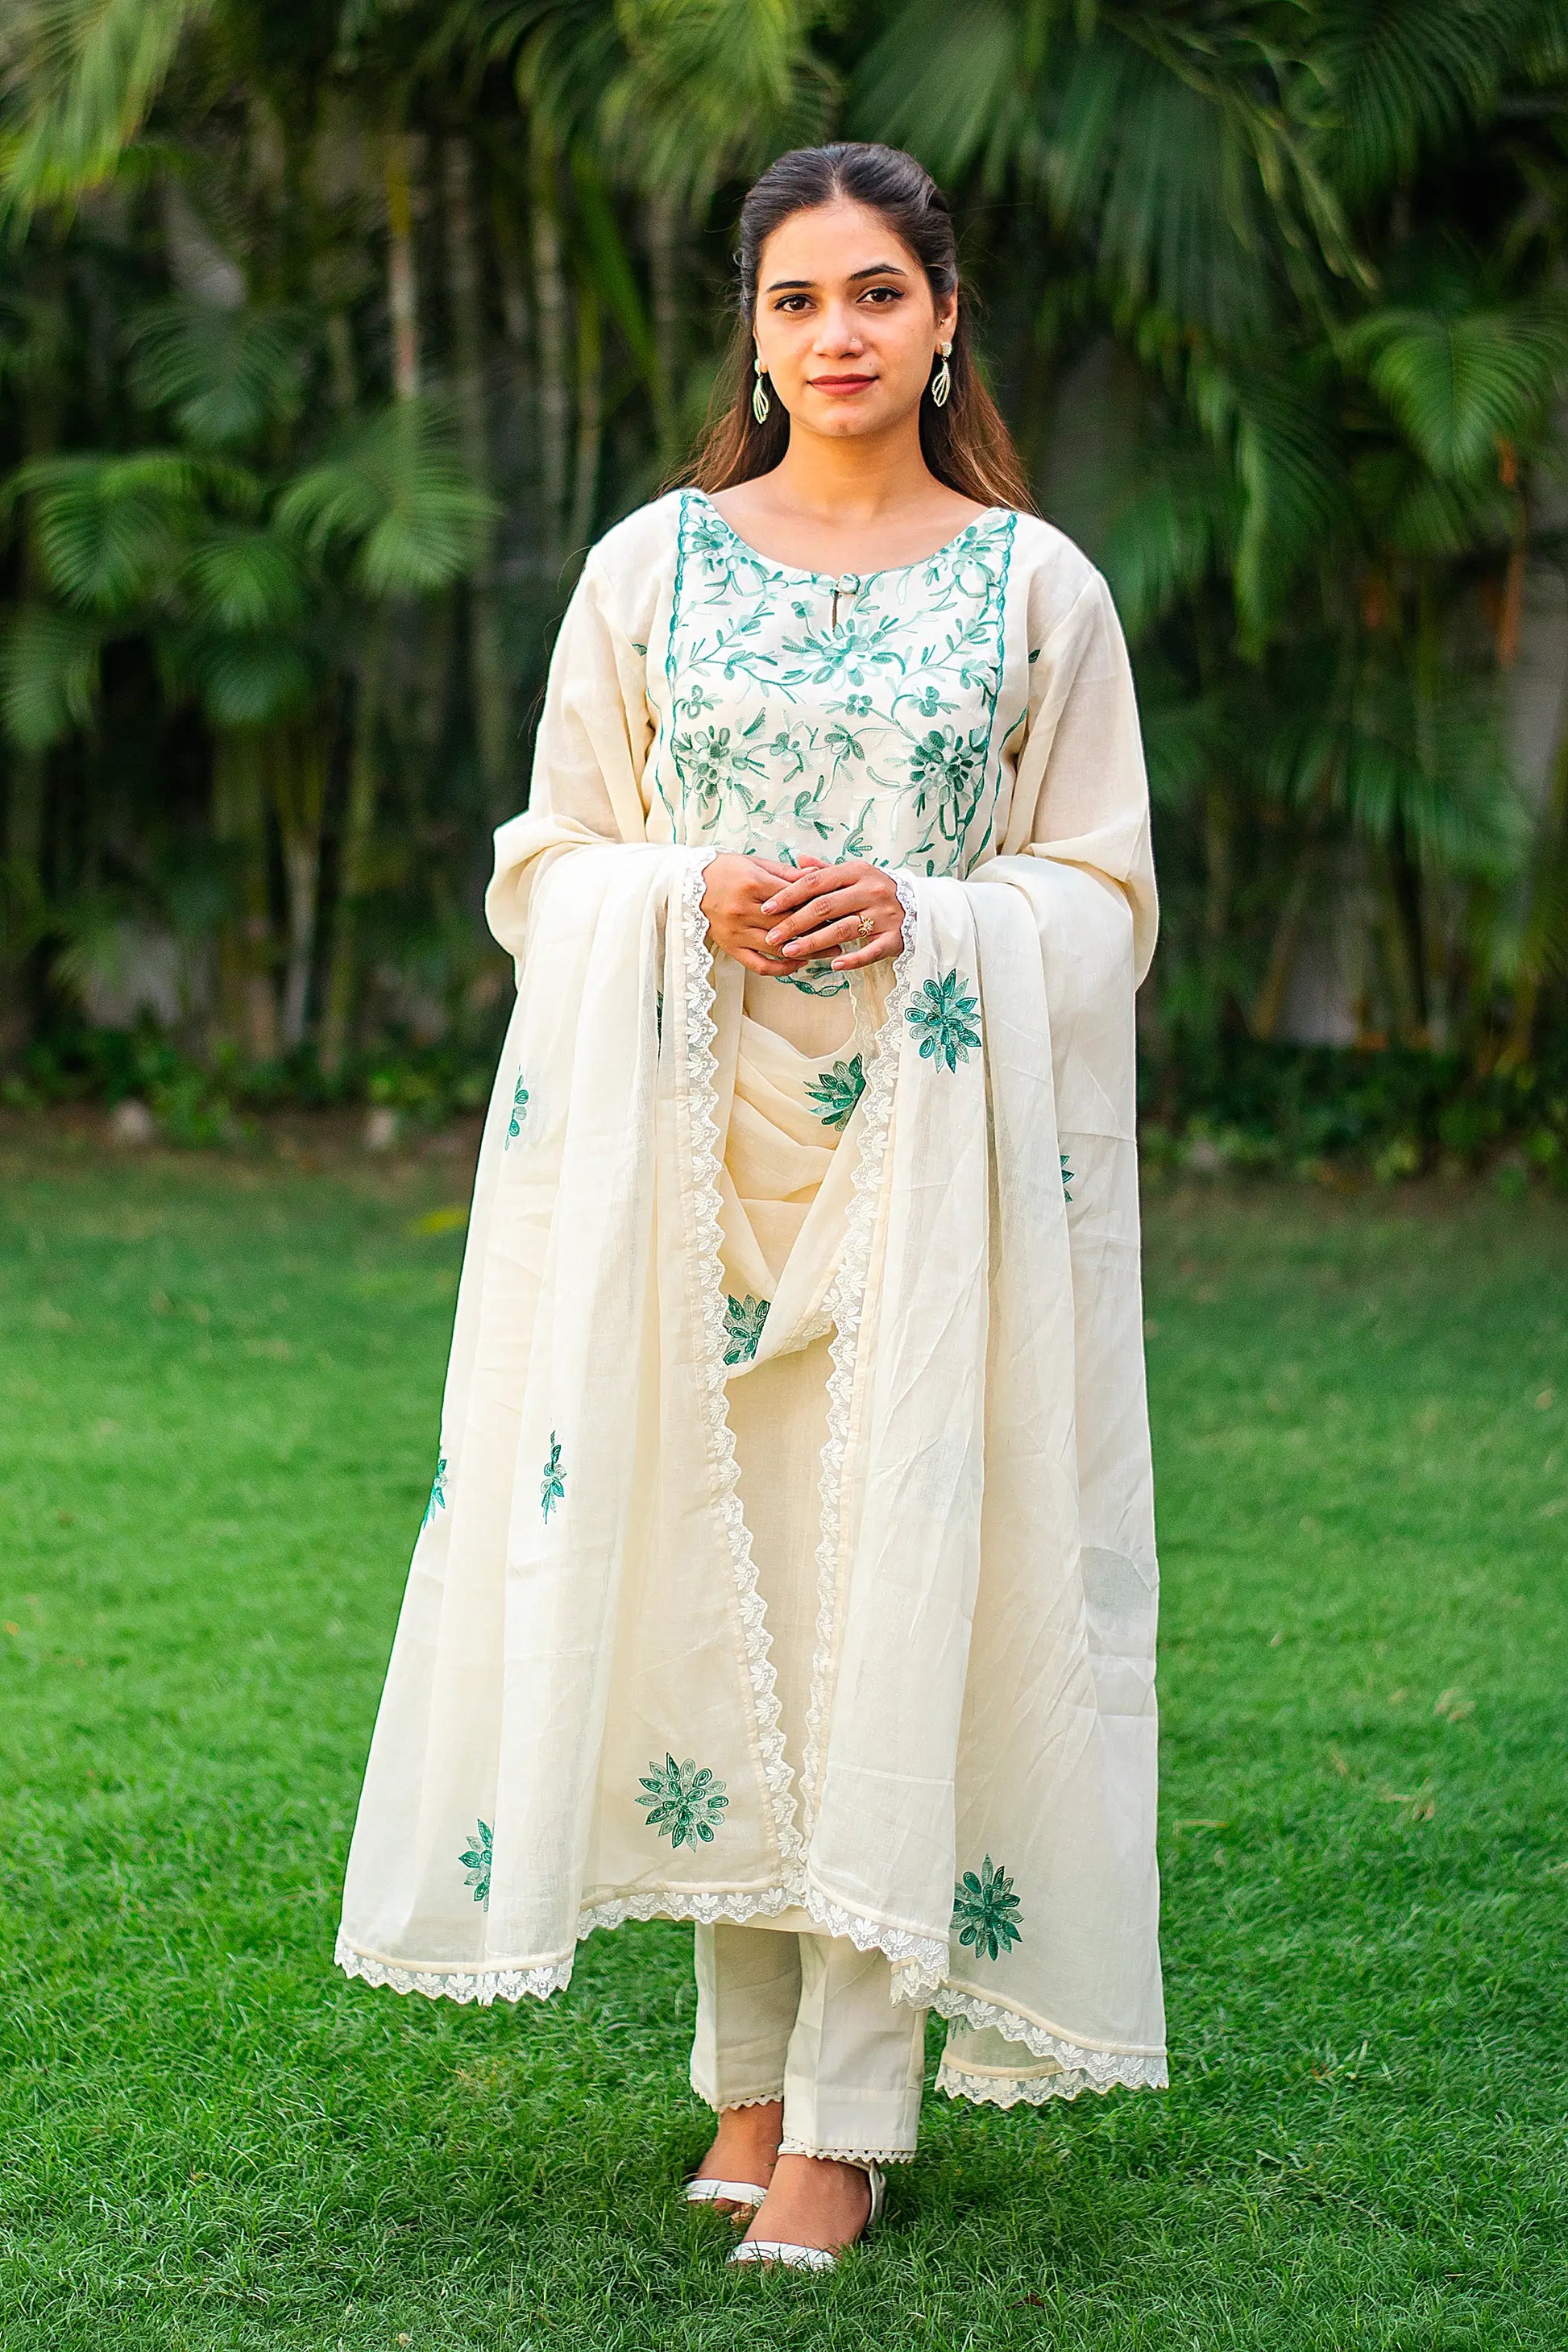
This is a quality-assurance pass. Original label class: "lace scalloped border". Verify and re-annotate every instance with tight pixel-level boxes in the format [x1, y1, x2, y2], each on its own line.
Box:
[935, 2052, 1168, 2109]
[676, 853, 803, 1879]
[778, 2138, 917, 2165]
[335, 1932, 571, 2006]
[799, 870, 920, 1823]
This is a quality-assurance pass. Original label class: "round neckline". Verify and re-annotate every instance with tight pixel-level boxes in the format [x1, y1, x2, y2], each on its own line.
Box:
[689, 488, 1003, 587]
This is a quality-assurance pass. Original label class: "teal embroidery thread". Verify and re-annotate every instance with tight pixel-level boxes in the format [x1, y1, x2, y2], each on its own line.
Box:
[804, 1054, 866, 1130]
[906, 969, 982, 1070]
[460, 1819, 492, 1908]
[952, 1856, 1023, 1960]
[540, 1433, 566, 1520]
[637, 1756, 729, 1848]
[1061, 1151, 1074, 1201]
[505, 1073, 529, 1146]
[723, 1295, 769, 1365]
[659, 491, 1016, 881]
[422, 1455, 447, 1529]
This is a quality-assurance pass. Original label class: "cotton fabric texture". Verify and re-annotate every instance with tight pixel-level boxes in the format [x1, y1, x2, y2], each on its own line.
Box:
[336, 490, 1168, 2109]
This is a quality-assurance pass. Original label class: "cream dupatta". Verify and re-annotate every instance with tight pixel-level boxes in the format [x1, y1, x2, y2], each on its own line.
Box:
[336, 780, 1168, 2105]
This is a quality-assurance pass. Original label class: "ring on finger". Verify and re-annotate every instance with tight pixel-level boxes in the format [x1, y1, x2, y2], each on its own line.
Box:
[856, 910, 875, 941]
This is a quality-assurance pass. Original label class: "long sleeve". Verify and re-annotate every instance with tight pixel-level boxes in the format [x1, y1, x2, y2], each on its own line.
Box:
[484, 548, 657, 961]
[999, 565, 1158, 985]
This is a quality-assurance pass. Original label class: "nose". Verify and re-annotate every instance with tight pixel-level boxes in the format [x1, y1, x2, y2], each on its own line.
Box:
[814, 301, 866, 356]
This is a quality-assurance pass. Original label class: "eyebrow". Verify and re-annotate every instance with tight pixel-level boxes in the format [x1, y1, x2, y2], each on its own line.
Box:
[763, 262, 911, 292]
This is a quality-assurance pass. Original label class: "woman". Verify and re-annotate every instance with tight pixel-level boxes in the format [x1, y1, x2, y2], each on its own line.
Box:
[337, 141, 1166, 2268]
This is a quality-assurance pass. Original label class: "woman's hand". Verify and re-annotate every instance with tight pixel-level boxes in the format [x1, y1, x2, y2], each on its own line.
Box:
[699, 853, 807, 976]
[757, 858, 906, 973]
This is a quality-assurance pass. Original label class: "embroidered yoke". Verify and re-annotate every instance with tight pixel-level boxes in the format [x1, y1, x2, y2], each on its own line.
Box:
[336, 490, 1168, 2111]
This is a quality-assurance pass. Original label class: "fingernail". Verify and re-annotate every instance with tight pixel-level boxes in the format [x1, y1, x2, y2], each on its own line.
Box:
[784, 943, 803, 955]
[761, 898, 781, 913]
[765, 929, 780, 944]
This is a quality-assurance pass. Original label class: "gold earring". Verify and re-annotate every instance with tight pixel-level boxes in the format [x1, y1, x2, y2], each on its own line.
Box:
[753, 352, 770, 425]
[931, 341, 952, 409]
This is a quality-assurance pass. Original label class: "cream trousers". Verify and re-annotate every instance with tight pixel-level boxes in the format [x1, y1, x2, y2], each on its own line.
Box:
[690, 1922, 927, 2163]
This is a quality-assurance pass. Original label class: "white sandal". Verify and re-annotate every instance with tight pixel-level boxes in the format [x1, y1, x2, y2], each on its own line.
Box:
[683, 2176, 769, 2213]
[727, 2163, 885, 2271]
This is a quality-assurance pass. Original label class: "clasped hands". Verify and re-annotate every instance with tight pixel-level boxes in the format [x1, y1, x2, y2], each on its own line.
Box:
[699, 852, 905, 978]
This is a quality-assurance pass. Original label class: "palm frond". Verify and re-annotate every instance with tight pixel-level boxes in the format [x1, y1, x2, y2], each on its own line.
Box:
[1341, 297, 1568, 478]
[1312, 0, 1537, 203]
[5, 451, 202, 613]
[180, 525, 311, 633]
[130, 302, 307, 450]
[277, 402, 496, 595]
[0, 0, 209, 224]
[0, 602, 102, 746]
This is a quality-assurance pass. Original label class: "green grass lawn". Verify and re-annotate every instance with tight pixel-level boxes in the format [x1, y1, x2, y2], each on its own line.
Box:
[2, 1128, 1566, 2351]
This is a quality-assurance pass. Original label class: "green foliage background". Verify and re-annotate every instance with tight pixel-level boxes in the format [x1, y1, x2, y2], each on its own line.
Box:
[2, 2, 1568, 1169]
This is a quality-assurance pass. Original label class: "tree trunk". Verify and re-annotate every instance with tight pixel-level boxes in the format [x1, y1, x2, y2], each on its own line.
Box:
[384, 131, 421, 403]
[443, 135, 512, 824]
[1506, 694, 1568, 1064]
[529, 118, 571, 560]
[212, 731, 279, 1062]
[645, 189, 681, 463]
[319, 626, 388, 1080]
[271, 724, 329, 1054]
[1251, 847, 1315, 1041]
[567, 280, 603, 561]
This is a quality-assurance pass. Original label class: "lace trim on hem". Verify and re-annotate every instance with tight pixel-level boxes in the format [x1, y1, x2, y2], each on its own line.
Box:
[677, 854, 803, 1880]
[802, 1883, 949, 1981]
[935, 2053, 1168, 2109]
[334, 1932, 570, 2006]
[710, 2093, 785, 2113]
[905, 1973, 1170, 2084]
[575, 1885, 797, 1937]
[778, 2139, 916, 2166]
[800, 871, 919, 1823]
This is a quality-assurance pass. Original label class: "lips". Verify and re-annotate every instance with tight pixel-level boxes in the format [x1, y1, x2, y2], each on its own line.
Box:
[810, 375, 877, 392]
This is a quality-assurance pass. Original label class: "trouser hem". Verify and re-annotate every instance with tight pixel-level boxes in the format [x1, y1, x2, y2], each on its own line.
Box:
[778, 2136, 916, 2165]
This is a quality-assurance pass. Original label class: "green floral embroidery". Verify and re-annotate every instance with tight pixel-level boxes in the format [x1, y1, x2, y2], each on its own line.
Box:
[952, 1856, 1023, 1961]
[460, 1819, 492, 1908]
[657, 492, 1018, 880]
[505, 1073, 529, 1146]
[1061, 1151, 1074, 1202]
[906, 969, 982, 1071]
[540, 1432, 566, 1520]
[422, 1454, 447, 1528]
[637, 1755, 729, 1848]
[723, 1294, 769, 1365]
[804, 1054, 866, 1130]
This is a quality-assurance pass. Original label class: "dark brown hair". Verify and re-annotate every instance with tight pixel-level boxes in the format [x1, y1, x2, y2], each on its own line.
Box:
[680, 143, 1037, 514]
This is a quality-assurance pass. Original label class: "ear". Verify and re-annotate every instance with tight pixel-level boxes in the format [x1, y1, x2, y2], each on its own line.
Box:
[934, 291, 960, 346]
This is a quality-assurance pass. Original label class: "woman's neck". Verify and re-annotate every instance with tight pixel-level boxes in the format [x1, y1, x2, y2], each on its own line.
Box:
[708, 425, 987, 574]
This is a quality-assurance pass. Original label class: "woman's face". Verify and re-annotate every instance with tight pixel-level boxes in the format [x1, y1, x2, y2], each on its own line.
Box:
[751, 197, 957, 443]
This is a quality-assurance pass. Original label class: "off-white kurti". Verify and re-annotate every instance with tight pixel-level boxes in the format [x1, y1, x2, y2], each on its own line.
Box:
[337, 488, 1168, 2109]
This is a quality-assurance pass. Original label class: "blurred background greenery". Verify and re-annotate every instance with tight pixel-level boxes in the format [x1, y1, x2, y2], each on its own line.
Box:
[2, 0, 1568, 1177]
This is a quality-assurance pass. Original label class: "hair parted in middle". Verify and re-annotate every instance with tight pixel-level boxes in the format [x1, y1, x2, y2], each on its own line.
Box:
[680, 142, 1037, 516]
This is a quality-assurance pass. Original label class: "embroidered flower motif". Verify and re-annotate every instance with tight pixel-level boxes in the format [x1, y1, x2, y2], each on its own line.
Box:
[906, 969, 982, 1071]
[460, 1819, 492, 1908]
[907, 725, 986, 812]
[505, 1073, 529, 1146]
[1061, 1151, 1074, 1202]
[422, 1454, 447, 1528]
[660, 496, 1018, 877]
[540, 1432, 566, 1520]
[723, 1294, 769, 1364]
[952, 1855, 1023, 1961]
[637, 1755, 729, 1848]
[804, 1054, 866, 1130]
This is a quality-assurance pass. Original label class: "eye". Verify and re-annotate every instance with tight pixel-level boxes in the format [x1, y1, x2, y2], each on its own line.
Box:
[772, 293, 811, 313]
[861, 286, 903, 305]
